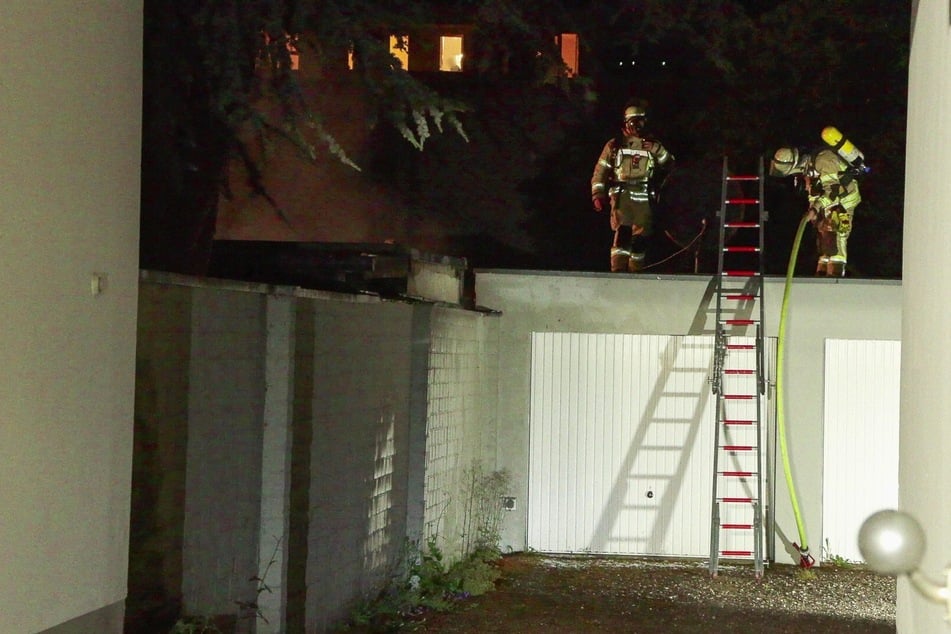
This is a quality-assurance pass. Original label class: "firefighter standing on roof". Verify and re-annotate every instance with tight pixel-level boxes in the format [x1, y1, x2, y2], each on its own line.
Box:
[769, 128, 867, 277]
[591, 102, 674, 273]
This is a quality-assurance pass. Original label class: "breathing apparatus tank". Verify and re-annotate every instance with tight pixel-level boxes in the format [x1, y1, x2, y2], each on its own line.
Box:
[821, 126, 870, 174]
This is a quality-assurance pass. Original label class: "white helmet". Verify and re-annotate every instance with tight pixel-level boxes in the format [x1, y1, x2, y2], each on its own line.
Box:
[623, 104, 647, 135]
[624, 104, 647, 120]
[769, 147, 804, 177]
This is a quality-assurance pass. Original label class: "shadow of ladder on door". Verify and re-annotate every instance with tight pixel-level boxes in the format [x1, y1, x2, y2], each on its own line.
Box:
[710, 156, 768, 577]
[586, 333, 718, 557]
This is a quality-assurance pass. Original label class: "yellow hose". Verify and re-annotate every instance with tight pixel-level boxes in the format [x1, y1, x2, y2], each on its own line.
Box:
[776, 212, 812, 565]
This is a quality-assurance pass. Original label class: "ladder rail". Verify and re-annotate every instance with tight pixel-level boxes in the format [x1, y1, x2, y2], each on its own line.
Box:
[710, 156, 768, 578]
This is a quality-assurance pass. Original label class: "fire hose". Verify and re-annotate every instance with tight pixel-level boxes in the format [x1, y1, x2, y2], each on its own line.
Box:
[776, 211, 815, 568]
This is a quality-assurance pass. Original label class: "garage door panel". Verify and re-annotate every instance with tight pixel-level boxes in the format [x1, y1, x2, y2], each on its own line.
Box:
[528, 333, 718, 556]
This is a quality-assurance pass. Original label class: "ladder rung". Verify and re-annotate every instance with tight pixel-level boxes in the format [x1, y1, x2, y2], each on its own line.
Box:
[724, 369, 755, 375]
[721, 497, 754, 503]
[725, 344, 755, 350]
[723, 419, 755, 425]
[724, 294, 756, 300]
[723, 246, 760, 252]
[724, 222, 759, 228]
[721, 550, 754, 556]
[722, 523, 754, 530]
[723, 319, 756, 325]
[723, 270, 759, 277]
[723, 445, 755, 451]
[723, 394, 754, 400]
[726, 198, 759, 204]
[721, 471, 755, 477]
[726, 175, 759, 181]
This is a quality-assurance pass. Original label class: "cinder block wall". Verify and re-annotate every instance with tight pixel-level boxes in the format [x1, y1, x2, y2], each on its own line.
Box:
[129, 282, 193, 623]
[134, 277, 501, 633]
[182, 287, 266, 617]
[301, 298, 416, 632]
[423, 307, 503, 560]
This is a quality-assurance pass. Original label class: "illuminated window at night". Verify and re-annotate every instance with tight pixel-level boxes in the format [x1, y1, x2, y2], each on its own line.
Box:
[287, 36, 300, 70]
[263, 32, 300, 71]
[390, 35, 409, 69]
[557, 33, 579, 77]
[348, 35, 409, 71]
[439, 35, 464, 72]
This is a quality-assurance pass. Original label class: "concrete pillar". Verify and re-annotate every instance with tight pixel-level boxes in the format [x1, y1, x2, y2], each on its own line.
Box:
[256, 294, 296, 632]
[900, 1, 951, 631]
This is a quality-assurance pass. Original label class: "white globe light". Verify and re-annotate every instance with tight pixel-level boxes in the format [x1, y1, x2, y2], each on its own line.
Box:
[858, 509, 927, 575]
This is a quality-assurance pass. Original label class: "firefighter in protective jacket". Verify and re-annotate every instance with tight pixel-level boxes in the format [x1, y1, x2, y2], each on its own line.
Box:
[591, 103, 674, 272]
[769, 138, 864, 277]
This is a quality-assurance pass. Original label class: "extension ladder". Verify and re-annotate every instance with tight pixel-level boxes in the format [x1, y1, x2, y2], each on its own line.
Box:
[709, 157, 767, 577]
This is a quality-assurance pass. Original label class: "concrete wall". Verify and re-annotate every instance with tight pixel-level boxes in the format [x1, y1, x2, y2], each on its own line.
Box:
[183, 288, 267, 619]
[133, 276, 501, 633]
[0, 2, 142, 633]
[302, 298, 416, 632]
[423, 307, 502, 559]
[474, 271, 901, 563]
[899, 1, 951, 631]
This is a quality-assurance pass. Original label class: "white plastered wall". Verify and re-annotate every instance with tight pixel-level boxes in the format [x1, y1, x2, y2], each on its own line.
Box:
[0, 2, 142, 632]
[898, 0, 951, 631]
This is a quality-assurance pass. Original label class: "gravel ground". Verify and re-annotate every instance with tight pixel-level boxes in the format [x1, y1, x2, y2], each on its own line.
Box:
[405, 554, 897, 633]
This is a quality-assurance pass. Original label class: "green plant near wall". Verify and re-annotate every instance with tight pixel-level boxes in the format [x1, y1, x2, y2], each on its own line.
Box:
[822, 538, 861, 569]
[168, 616, 222, 634]
[460, 462, 511, 561]
[345, 462, 512, 631]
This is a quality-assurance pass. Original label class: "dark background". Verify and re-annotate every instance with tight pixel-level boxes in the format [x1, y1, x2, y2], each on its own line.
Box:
[141, 0, 910, 279]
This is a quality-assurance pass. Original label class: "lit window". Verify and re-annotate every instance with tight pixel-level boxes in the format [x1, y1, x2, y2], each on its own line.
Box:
[439, 35, 464, 72]
[557, 33, 579, 77]
[390, 35, 409, 70]
[348, 35, 409, 71]
[263, 32, 300, 71]
[287, 36, 300, 71]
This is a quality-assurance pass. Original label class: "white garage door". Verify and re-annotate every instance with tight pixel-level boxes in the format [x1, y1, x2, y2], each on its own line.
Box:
[528, 333, 723, 556]
[821, 339, 900, 563]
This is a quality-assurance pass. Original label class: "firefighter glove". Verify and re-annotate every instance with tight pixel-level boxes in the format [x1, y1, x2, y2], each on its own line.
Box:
[593, 196, 608, 212]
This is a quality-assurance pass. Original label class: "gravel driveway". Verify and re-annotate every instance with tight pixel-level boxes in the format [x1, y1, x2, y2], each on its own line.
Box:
[406, 553, 896, 633]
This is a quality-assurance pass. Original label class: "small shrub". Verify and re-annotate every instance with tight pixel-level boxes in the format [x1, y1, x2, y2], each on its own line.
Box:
[822, 539, 860, 569]
[344, 462, 511, 631]
[168, 616, 222, 634]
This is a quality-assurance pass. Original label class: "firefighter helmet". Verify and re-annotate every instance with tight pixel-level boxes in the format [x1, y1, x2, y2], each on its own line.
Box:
[624, 104, 647, 120]
[623, 104, 647, 136]
[769, 147, 801, 177]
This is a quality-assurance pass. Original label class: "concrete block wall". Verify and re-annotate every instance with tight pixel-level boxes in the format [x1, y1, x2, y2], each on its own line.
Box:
[300, 298, 416, 632]
[129, 282, 193, 622]
[423, 307, 502, 560]
[134, 277, 502, 633]
[182, 287, 266, 619]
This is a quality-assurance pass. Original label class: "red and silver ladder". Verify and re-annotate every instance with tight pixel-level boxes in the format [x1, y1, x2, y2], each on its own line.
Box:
[709, 157, 767, 577]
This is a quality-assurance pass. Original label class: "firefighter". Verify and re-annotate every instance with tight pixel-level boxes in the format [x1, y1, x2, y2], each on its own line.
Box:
[769, 142, 863, 277]
[591, 102, 674, 272]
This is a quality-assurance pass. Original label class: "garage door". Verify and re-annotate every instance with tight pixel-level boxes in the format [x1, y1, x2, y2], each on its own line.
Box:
[821, 339, 900, 562]
[528, 333, 728, 556]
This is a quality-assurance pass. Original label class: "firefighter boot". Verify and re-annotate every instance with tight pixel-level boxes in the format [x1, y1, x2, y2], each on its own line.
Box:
[628, 253, 646, 273]
[610, 248, 631, 273]
[829, 258, 846, 277]
[815, 256, 830, 277]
